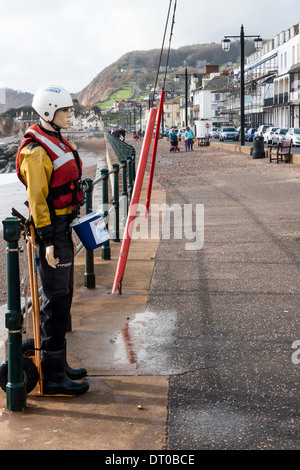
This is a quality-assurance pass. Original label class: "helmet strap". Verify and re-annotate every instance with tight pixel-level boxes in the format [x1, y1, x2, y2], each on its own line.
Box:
[50, 121, 61, 133]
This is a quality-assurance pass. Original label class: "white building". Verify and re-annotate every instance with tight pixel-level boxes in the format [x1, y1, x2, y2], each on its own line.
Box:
[192, 69, 231, 126]
[163, 96, 181, 128]
[189, 22, 300, 130]
[70, 110, 101, 130]
[239, 21, 300, 128]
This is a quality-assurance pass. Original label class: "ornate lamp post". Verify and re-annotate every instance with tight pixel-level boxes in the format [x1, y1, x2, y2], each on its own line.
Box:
[222, 25, 263, 145]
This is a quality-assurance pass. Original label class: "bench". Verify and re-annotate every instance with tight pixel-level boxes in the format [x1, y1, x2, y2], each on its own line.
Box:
[198, 136, 210, 147]
[268, 139, 292, 163]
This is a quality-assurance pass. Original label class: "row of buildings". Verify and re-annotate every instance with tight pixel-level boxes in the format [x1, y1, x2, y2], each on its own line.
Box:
[13, 109, 102, 132]
[161, 21, 300, 131]
[101, 92, 182, 132]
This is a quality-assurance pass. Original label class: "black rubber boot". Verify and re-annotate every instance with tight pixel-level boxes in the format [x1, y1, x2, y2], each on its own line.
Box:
[42, 349, 89, 396]
[64, 340, 87, 380]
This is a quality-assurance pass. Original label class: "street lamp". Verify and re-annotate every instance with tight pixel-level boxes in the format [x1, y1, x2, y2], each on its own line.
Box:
[222, 24, 263, 145]
[221, 38, 231, 52]
[176, 69, 200, 127]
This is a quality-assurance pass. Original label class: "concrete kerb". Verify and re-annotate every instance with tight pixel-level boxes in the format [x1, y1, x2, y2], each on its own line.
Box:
[0, 137, 169, 451]
[210, 141, 254, 156]
[290, 153, 300, 164]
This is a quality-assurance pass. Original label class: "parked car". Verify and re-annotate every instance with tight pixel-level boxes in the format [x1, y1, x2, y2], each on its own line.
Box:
[271, 128, 288, 145]
[245, 128, 257, 141]
[255, 125, 273, 137]
[210, 127, 219, 138]
[179, 128, 185, 140]
[263, 126, 279, 143]
[219, 126, 239, 141]
[286, 128, 300, 146]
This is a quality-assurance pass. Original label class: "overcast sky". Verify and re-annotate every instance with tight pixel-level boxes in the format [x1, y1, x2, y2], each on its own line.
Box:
[0, 0, 299, 95]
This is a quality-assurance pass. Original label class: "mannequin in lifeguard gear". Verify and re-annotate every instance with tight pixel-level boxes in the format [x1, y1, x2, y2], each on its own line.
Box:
[16, 85, 89, 396]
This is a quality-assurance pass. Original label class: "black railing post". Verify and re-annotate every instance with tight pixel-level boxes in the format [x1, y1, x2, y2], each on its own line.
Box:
[121, 159, 128, 227]
[101, 168, 111, 260]
[2, 217, 26, 411]
[127, 156, 133, 202]
[131, 147, 136, 182]
[83, 178, 95, 288]
[112, 163, 120, 242]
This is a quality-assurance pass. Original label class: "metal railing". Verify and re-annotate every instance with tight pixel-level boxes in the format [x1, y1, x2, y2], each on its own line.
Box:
[105, 131, 136, 180]
[79, 136, 136, 288]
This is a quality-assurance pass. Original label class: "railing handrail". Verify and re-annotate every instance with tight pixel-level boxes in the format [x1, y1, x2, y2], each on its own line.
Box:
[76, 136, 135, 288]
[105, 131, 136, 163]
[92, 162, 126, 186]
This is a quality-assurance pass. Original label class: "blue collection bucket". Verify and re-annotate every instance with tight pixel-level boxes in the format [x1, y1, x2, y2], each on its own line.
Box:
[70, 210, 110, 250]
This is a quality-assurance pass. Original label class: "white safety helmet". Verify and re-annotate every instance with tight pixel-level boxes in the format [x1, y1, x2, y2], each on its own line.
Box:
[32, 85, 73, 122]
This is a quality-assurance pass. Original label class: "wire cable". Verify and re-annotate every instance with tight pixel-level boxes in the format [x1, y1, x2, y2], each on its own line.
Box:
[163, 0, 177, 90]
[151, 0, 173, 107]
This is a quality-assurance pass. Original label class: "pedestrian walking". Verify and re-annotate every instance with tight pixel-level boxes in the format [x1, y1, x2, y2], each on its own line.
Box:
[184, 126, 195, 151]
[119, 128, 126, 141]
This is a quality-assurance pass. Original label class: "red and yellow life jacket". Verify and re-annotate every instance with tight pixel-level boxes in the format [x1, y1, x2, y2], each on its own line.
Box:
[16, 124, 84, 210]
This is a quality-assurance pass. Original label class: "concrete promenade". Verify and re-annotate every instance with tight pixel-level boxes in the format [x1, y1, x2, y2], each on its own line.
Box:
[1, 135, 300, 450]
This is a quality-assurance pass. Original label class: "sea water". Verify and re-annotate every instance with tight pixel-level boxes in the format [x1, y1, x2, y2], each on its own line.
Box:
[0, 172, 27, 228]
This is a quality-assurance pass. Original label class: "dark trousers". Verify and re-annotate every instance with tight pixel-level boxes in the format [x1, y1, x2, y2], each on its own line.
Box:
[188, 138, 194, 150]
[36, 215, 74, 351]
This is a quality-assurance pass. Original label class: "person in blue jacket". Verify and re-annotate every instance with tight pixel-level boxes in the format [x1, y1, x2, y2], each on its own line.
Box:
[184, 126, 195, 151]
[169, 127, 178, 141]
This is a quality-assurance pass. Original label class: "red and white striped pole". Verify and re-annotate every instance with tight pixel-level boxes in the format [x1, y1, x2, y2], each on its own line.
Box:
[112, 107, 157, 293]
[145, 89, 165, 217]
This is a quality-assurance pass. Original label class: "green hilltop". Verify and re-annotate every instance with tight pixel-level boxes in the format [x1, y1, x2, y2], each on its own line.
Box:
[77, 41, 256, 108]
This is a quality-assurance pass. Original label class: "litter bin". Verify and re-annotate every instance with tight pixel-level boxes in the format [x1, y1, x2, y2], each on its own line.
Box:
[252, 136, 265, 159]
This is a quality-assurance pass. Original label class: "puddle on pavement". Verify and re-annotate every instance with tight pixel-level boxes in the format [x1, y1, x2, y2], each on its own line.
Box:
[113, 309, 178, 374]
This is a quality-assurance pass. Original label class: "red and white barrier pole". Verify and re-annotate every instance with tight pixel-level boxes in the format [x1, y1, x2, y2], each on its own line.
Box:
[145, 89, 165, 217]
[112, 107, 157, 293]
